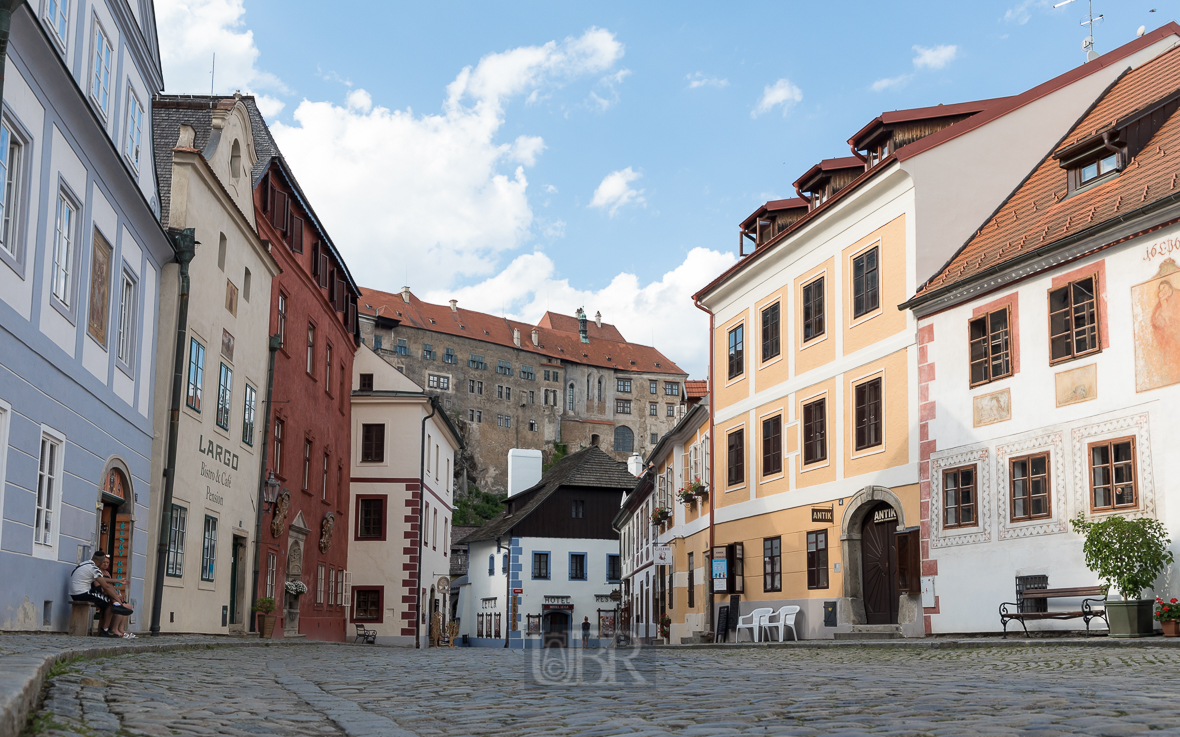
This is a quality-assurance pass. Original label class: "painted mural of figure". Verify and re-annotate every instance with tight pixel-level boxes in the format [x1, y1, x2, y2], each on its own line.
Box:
[1134, 259, 1180, 392]
[1151, 274, 1180, 387]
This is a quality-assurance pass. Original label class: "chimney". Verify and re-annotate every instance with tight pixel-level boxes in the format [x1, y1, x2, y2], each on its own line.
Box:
[400, 286, 411, 304]
[513, 328, 521, 347]
[595, 311, 602, 328]
[449, 299, 458, 312]
[531, 328, 539, 346]
[576, 308, 589, 344]
[507, 449, 543, 497]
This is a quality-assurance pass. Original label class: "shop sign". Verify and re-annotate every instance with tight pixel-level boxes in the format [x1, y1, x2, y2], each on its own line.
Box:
[653, 545, 672, 565]
[811, 508, 833, 523]
[513, 588, 523, 594]
[873, 507, 898, 524]
[543, 604, 574, 610]
[712, 557, 728, 580]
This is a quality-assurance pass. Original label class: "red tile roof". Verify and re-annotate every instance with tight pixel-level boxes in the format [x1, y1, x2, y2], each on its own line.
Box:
[910, 44, 1180, 303]
[685, 380, 708, 399]
[694, 23, 1180, 305]
[359, 287, 686, 376]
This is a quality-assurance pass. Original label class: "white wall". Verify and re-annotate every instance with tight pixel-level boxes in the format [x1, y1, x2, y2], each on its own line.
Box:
[924, 222, 1180, 634]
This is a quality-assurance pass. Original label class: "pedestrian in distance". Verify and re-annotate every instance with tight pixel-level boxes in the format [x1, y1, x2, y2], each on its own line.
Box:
[68, 551, 133, 637]
[582, 615, 591, 648]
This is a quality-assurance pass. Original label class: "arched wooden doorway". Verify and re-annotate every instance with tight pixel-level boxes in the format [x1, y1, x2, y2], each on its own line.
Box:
[98, 465, 133, 601]
[860, 502, 900, 625]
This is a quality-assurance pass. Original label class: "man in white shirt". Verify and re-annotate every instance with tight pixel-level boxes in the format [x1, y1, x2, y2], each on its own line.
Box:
[69, 551, 133, 637]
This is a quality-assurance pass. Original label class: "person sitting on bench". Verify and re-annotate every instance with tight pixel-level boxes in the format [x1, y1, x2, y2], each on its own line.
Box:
[69, 551, 133, 637]
[97, 554, 135, 638]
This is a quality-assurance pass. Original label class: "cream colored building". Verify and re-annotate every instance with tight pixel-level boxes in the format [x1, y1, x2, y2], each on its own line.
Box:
[616, 398, 710, 644]
[692, 29, 1180, 640]
[146, 95, 280, 633]
[349, 344, 461, 646]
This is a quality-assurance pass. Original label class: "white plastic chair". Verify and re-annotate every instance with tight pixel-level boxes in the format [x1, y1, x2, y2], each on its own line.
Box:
[735, 607, 774, 642]
[761, 606, 800, 642]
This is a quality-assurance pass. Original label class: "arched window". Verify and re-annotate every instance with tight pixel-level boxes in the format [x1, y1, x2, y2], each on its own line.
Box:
[230, 139, 242, 179]
[488, 555, 495, 576]
[502, 554, 508, 574]
[614, 425, 634, 453]
[597, 376, 603, 402]
[567, 382, 575, 411]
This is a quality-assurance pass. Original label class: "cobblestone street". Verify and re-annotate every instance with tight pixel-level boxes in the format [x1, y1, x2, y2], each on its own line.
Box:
[22, 641, 1180, 736]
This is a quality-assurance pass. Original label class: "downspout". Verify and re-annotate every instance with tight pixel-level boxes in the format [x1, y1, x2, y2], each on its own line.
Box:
[499, 535, 511, 648]
[692, 298, 715, 640]
[248, 334, 282, 632]
[415, 395, 439, 648]
[150, 228, 197, 636]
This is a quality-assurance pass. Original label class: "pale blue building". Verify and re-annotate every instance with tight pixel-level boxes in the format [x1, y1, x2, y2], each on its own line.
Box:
[0, 0, 170, 631]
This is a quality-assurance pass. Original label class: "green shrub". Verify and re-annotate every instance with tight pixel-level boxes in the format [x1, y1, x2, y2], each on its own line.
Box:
[1071, 513, 1174, 600]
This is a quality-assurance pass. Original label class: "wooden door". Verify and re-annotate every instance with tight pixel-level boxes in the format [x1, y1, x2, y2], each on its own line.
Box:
[860, 503, 899, 625]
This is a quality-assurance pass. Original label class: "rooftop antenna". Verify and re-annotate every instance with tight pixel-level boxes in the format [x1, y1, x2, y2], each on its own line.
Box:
[1055, 0, 1103, 62]
[210, 53, 215, 95]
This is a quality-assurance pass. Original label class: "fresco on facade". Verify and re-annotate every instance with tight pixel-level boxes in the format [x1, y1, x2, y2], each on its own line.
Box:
[973, 388, 1010, 427]
[1055, 363, 1097, 407]
[1133, 258, 1180, 391]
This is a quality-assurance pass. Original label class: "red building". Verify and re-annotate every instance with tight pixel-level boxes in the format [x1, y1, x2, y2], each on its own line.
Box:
[244, 98, 359, 641]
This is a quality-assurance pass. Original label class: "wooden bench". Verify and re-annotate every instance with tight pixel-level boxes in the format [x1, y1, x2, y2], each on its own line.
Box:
[68, 601, 94, 636]
[999, 586, 1108, 638]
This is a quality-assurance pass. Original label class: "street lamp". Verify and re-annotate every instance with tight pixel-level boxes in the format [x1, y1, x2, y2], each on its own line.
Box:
[262, 471, 280, 513]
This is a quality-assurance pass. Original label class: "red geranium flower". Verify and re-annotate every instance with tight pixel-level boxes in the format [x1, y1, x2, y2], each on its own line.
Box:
[1171, 598, 1178, 604]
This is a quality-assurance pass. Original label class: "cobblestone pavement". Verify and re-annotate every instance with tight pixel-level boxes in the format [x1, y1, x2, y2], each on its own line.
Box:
[26, 642, 1180, 736]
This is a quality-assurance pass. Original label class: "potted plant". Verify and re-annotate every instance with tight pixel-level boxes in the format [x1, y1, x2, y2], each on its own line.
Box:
[690, 479, 708, 499]
[285, 580, 308, 596]
[1155, 597, 1180, 637]
[1071, 513, 1174, 637]
[676, 487, 696, 505]
[252, 597, 278, 638]
[651, 507, 671, 524]
[659, 614, 671, 640]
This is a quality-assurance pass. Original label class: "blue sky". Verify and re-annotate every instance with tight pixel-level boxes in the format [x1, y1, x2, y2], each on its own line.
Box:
[156, 0, 1169, 377]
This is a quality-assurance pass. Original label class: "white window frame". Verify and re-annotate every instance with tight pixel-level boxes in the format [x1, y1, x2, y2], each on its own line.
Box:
[266, 552, 276, 598]
[52, 188, 79, 311]
[123, 87, 144, 172]
[32, 426, 66, 559]
[89, 17, 113, 117]
[44, 0, 70, 47]
[0, 115, 29, 275]
[115, 268, 137, 374]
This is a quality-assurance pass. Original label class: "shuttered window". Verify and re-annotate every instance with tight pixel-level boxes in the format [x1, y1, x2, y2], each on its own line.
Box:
[1049, 276, 1100, 363]
[802, 398, 826, 465]
[854, 377, 882, 451]
[290, 215, 304, 253]
[726, 429, 744, 487]
[969, 308, 1012, 386]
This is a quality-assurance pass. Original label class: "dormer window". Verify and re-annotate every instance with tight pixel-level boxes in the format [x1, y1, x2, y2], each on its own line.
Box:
[1080, 153, 1118, 185]
[867, 140, 890, 167]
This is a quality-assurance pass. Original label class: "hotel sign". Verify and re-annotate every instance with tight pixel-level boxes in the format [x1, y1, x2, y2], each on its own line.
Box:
[811, 508, 833, 523]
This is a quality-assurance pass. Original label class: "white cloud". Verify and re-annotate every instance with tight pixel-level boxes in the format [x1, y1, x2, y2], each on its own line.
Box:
[751, 78, 802, 118]
[871, 74, 912, 92]
[686, 72, 728, 89]
[589, 167, 645, 216]
[346, 88, 372, 113]
[1004, 0, 1050, 25]
[912, 44, 959, 70]
[542, 219, 566, 239]
[267, 28, 625, 289]
[543, 184, 559, 194]
[156, 0, 287, 98]
[423, 248, 737, 378]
